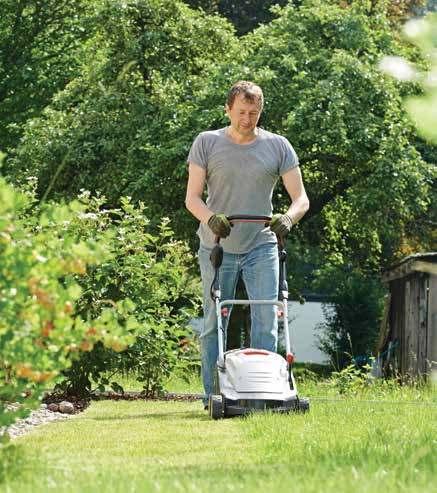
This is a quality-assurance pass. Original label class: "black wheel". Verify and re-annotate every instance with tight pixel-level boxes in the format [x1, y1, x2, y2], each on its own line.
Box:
[209, 394, 224, 420]
[296, 397, 310, 413]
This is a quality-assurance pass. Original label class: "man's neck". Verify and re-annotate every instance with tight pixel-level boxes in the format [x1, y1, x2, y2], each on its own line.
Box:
[226, 126, 258, 145]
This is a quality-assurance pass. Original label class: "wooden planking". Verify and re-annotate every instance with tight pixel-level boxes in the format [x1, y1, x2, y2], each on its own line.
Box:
[375, 293, 391, 354]
[382, 259, 437, 379]
[428, 275, 437, 381]
[405, 276, 420, 376]
[390, 279, 404, 374]
[404, 279, 411, 374]
[414, 261, 437, 276]
[418, 274, 428, 375]
[412, 276, 421, 376]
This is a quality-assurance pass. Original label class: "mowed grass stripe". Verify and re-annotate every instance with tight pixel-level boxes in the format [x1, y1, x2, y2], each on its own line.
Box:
[4, 401, 253, 493]
[2, 398, 436, 493]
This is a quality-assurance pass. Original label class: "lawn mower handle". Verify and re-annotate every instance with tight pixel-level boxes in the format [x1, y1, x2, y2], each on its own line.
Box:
[210, 214, 292, 365]
[210, 215, 288, 301]
[213, 215, 285, 248]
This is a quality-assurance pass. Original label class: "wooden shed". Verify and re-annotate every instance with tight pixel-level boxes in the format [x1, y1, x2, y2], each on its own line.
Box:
[376, 252, 437, 381]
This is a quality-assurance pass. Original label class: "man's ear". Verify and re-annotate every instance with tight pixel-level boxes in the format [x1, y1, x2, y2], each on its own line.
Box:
[224, 104, 230, 118]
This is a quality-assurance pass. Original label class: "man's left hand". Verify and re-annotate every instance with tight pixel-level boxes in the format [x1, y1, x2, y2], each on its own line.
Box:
[270, 213, 293, 237]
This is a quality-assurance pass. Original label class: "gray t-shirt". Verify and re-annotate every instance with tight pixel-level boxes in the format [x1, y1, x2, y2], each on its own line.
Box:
[187, 127, 299, 253]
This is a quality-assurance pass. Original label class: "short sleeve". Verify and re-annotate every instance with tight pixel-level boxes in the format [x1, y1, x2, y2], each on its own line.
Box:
[187, 133, 208, 170]
[279, 136, 299, 176]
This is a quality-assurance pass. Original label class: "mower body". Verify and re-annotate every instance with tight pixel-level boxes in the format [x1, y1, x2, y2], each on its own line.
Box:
[208, 216, 309, 419]
[219, 348, 296, 401]
[209, 347, 305, 418]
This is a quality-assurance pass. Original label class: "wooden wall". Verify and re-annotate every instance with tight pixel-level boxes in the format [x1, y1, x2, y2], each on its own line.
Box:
[388, 272, 434, 377]
[428, 275, 437, 383]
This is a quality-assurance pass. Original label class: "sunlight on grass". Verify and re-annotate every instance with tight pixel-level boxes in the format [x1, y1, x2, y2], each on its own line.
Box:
[2, 389, 436, 493]
[245, 399, 436, 493]
[3, 401, 251, 493]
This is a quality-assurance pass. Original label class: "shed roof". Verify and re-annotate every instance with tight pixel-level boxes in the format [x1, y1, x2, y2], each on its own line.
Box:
[382, 252, 437, 283]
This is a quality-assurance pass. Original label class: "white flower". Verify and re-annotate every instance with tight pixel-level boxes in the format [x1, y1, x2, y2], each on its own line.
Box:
[78, 212, 98, 220]
[33, 252, 47, 263]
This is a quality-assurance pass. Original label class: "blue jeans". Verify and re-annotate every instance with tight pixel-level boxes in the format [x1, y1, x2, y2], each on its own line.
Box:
[198, 242, 279, 403]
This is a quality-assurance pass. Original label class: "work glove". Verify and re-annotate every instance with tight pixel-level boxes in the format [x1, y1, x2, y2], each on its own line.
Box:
[208, 213, 231, 238]
[270, 213, 293, 238]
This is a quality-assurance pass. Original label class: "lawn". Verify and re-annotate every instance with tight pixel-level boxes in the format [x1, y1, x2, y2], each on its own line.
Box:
[1, 376, 436, 493]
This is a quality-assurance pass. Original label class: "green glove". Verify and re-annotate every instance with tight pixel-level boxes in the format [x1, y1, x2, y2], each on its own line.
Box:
[208, 213, 231, 238]
[270, 213, 293, 237]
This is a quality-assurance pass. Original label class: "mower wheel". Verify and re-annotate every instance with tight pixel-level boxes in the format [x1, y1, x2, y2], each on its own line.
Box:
[209, 394, 224, 420]
[296, 397, 310, 413]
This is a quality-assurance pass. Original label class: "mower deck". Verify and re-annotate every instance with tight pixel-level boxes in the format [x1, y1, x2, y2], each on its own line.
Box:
[209, 394, 309, 419]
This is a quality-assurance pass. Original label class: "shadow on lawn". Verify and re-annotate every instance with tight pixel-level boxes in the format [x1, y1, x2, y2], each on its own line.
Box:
[85, 410, 210, 422]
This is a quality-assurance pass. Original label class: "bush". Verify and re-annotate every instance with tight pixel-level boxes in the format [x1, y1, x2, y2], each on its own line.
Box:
[316, 268, 386, 370]
[1, 174, 200, 441]
[0, 178, 138, 434]
[52, 193, 201, 397]
[7, 0, 237, 242]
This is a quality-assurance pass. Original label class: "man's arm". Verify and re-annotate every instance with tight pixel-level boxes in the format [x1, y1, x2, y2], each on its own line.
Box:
[282, 166, 310, 225]
[185, 162, 214, 224]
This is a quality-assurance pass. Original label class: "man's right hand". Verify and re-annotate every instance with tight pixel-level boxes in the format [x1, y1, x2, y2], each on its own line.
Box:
[207, 214, 231, 238]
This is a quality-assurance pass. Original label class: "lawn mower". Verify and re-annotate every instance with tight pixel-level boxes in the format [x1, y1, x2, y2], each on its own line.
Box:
[208, 215, 309, 419]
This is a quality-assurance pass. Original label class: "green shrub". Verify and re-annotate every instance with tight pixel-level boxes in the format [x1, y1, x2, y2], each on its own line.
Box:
[329, 364, 371, 395]
[0, 178, 139, 434]
[52, 193, 201, 397]
[1, 174, 200, 439]
[316, 268, 386, 370]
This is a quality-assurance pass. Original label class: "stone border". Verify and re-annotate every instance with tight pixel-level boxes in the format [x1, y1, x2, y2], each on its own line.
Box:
[2, 404, 74, 440]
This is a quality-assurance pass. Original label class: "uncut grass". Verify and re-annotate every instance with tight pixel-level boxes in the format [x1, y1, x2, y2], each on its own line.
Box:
[2, 393, 436, 493]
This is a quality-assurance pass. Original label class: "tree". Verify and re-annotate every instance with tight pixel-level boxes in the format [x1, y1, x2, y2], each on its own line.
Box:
[380, 12, 437, 248]
[243, 0, 433, 273]
[0, 0, 94, 151]
[316, 268, 385, 369]
[7, 0, 436, 366]
[11, 0, 433, 267]
[185, 0, 289, 35]
[241, 0, 434, 366]
[415, 0, 437, 15]
[8, 0, 238, 233]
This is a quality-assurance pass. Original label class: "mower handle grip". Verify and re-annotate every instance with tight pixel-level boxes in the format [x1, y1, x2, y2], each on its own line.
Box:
[214, 215, 285, 249]
[227, 215, 272, 223]
[214, 215, 272, 245]
[210, 215, 287, 300]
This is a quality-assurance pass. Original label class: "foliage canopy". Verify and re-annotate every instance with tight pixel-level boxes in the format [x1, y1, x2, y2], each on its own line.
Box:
[0, 0, 95, 150]
[2, 0, 436, 368]
[9, 0, 434, 274]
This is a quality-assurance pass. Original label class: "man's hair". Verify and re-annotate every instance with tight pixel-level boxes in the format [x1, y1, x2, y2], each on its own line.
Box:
[226, 81, 264, 110]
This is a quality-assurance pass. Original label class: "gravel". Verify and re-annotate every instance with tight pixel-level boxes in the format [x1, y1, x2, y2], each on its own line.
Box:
[1, 403, 74, 440]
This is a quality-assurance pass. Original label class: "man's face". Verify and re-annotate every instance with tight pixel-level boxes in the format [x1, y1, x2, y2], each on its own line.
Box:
[225, 94, 262, 137]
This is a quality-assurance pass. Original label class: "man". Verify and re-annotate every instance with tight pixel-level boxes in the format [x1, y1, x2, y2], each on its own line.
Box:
[185, 81, 309, 407]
